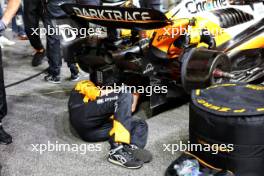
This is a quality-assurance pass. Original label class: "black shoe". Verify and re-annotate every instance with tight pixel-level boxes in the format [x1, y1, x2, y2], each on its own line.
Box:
[124, 144, 153, 163]
[32, 50, 45, 67]
[108, 145, 143, 169]
[70, 73, 80, 82]
[44, 74, 61, 84]
[0, 125, 12, 145]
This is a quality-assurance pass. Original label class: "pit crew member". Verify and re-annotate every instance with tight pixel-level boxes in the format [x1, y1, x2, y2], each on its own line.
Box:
[69, 81, 152, 169]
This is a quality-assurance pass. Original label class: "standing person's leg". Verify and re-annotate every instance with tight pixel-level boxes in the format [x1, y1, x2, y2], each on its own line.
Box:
[23, 0, 43, 49]
[66, 0, 101, 81]
[0, 48, 12, 145]
[43, 16, 62, 83]
[0, 3, 15, 48]
[23, 0, 46, 66]
[11, 14, 18, 33]
[12, 6, 27, 39]
[15, 6, 27, 39]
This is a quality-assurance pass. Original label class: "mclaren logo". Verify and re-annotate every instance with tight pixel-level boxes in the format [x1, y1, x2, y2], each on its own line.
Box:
[185, 0, 227, 14]
[72, 7, 151, 21]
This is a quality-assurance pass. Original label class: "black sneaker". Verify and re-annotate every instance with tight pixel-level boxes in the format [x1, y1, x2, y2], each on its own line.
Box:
[32, 50, 45, 67]
[124, 144, 153, 163]
[108, 145, 143, 169]
[70, 73, 80, 82]
[0, 125, 12, 145]
[44, 74, 61, 84]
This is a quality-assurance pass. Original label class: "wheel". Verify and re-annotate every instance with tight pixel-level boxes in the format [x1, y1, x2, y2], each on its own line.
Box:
[181, 48, 231, 93]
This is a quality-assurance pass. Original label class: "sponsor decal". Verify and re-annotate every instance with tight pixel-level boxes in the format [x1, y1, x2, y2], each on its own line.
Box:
[72, 7, 151, 21]
[143, 64, 154, 74]
[185, 0, 227, 14]
[97, 96, 118, 104]
[157, 33, 171, 42]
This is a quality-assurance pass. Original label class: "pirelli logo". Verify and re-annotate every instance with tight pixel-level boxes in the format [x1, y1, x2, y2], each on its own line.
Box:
[196, 99, 247, 113]
[197, 99, 231, 112]
[196, 84, 264, 113]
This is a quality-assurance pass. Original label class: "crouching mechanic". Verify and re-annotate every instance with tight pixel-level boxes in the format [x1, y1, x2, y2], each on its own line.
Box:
[69, 81, 152, 169]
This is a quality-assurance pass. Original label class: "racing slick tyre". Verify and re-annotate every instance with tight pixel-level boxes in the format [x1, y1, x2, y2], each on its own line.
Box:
[181, 48, 231, 93]
[189, 83, 264, 175]
[68, 90, 112, 142]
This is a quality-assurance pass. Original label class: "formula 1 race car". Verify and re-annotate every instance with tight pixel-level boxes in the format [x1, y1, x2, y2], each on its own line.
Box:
[59, 0, 264, 111]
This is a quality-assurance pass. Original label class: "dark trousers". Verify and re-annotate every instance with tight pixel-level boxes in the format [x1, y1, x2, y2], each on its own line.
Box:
[70, 92, 148, 149]
[0, 48, 7, 122]
[23, 0, 62, 76]
[23, 0, 44, 50]
[43, 16, 62, 76]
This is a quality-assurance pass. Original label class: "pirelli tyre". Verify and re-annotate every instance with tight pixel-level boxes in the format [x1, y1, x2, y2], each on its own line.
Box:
[68, 90, 112, 142]
[189, 83, 264, 176]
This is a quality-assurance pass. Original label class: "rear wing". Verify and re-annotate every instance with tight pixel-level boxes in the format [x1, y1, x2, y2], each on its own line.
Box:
[60, 3, 172, 30]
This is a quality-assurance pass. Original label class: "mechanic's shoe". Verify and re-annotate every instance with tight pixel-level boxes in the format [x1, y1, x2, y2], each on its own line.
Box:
[70, 73, 80, 82]
[0, 125, 12, 145]
[17, 34, 28, 40]
[32, 50, 45, 67]
[108, 145, 143, 169]
[44, 74, 61, 84]
[0, 36, 15, 47]
[124, 144, 153, 163]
